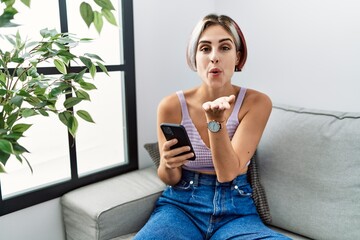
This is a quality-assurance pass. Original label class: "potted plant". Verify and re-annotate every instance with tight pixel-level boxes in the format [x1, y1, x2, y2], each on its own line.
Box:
[0, 0, 117, 172]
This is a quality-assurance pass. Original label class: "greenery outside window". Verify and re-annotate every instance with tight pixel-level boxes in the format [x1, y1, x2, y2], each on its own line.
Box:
[0, 0, 137, 216]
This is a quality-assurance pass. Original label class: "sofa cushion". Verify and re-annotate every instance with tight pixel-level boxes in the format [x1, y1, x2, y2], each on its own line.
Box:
[144, 142, 272, 224]
[257, 104, 360, 240]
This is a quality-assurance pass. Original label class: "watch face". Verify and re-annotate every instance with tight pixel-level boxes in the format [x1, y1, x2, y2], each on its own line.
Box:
[208, 120, 221, 133]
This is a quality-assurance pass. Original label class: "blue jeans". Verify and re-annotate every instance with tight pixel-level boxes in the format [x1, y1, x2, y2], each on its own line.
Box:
[134, 169, 290, 240]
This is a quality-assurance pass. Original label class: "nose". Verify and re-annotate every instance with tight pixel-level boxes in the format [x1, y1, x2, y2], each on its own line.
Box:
[210, 51, 219, 63]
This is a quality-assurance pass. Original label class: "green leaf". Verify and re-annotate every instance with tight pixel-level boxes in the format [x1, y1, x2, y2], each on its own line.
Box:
[74, 69, 87, 82]
[38, 109, 49, 116]
[80, 2, 94, 27]
[27, 67, 39, 78]
[90, 64, 96, 78]
[34, 86, 46, 96]
[58, 111, 72, 127]
[77, 110, 95, 123]
[0, 71, 6, 84]
[20, 154, 33, 173]
[6, 111, 19, 128]
[96, 61, 109, 76]
[16, 68, 27, 81]
[0, 89, 7, 96]
[4, 103, 14, 114]
[17, 90, 32, 97]
[75, 89, 90, 101]
[25, 96, 41, 106]
[21, 108, 37, 118]
[59, 112, 78, 137]
[10, 95, 23, 107]
[63, 97, 82, 109]
[57, 50, 77, 60]
[79, 81, 97, 90]
[63, 73, 77, 80]
[68, 115, 78, 137]
[94, 0, 115, 10]
[20, 0, 31, 8]
[93, 11, 103, 34]
[79, 56, 92, 69]
[49, 87, 62, 98]
[11, 57, 24, 64]
[0, 7, 18, 28]
[12, 142, 30, 154]
[40, 28, 51, 38]
[0, 139, 14, 154]
[3, 132, 23, 141]
[101, 9, 117, 26]
[12, 123, 32, 134]
[54, 59, 67, 74]
[0, 147, 11, 165]
[0, 162, 6, 173]
[84, 53, 104, 62]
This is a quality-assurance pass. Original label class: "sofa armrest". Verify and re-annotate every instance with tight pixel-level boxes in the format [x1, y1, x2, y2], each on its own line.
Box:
[61, 166, 165, 240]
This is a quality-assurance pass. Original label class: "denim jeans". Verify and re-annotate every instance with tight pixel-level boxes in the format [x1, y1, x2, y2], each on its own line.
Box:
[134, 169, 290, 240]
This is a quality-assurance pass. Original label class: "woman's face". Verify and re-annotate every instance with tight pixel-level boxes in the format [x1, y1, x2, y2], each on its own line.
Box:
[196, 24, 239, 89]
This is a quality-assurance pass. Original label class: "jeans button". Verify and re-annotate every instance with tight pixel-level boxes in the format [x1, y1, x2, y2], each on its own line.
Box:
[190, 180, 194, 185]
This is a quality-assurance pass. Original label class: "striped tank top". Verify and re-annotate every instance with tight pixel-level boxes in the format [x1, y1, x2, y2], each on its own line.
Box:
[176, 87, 247, 172]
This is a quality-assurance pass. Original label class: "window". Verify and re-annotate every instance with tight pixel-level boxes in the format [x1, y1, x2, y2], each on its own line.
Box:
[0, 0, 137, 215]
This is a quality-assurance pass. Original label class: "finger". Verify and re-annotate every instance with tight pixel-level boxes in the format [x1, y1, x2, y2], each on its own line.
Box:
[164, 152, 193, 169]
[221, 101, 231, 109]
[210, 102, 221, 110]
[227, 94, 236, 104]
[202, 102, 212, 111]
[163, 138, 178, 151]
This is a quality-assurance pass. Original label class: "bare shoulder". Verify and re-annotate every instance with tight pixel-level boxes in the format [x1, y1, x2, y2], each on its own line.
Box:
[241, 88, 272, 117]
[157, 93, 182, 123]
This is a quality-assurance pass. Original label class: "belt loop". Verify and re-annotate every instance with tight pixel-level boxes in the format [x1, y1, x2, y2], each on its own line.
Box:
[193, 172, 199, 187]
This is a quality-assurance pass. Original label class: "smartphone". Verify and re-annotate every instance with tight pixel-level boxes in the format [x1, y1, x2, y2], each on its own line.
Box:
[160, 123, 196, 160]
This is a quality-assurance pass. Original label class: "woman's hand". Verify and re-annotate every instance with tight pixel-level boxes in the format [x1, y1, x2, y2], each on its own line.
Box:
[202, 95, 235, 119]
[161, 139, 194, 169]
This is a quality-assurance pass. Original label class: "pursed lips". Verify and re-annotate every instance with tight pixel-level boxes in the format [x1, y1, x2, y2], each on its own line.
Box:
[209, 68, 222, 76]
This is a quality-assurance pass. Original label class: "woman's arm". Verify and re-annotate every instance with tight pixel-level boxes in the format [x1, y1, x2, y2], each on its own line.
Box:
[156, 94, 194, 186]
[203, 90, 272, 182]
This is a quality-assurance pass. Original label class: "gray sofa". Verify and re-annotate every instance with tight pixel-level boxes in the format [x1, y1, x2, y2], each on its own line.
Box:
[61, 104, 360, 240]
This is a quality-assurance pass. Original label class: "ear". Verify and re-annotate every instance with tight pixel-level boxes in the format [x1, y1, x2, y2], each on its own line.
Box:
[236, 51, 241, 64]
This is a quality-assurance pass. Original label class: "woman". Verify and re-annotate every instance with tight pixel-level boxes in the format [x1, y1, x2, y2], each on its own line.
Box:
[134, 14, 290, 240]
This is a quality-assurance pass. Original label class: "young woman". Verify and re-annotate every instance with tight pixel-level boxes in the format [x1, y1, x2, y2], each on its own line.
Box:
[134, 14, 290, 240]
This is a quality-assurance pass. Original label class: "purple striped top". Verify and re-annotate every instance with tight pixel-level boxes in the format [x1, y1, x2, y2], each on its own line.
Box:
[177, 88, 247, 172]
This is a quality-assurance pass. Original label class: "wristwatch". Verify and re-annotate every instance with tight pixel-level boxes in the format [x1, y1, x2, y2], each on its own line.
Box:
[207, 120, 222, 133]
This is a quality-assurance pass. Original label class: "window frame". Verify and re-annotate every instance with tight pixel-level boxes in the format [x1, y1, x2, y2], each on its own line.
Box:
[0, 0, 138, 216]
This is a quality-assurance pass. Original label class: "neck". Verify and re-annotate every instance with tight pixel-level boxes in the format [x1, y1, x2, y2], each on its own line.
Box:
[198, 84, 237, 101]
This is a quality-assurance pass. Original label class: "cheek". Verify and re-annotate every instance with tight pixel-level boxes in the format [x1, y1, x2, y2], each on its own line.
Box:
[195, 56, 206, 70]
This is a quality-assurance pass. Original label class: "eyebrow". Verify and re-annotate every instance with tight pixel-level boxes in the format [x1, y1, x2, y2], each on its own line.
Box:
[198, 38, 234, 45]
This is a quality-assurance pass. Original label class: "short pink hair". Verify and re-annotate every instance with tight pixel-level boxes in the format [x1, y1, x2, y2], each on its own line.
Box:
[186, 14, 247, 72]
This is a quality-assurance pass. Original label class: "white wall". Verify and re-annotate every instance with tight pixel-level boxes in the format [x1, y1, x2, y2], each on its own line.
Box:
[216, 0, 360, 113]
[1, 0, 360, 239]
[0, 199, 65, 240]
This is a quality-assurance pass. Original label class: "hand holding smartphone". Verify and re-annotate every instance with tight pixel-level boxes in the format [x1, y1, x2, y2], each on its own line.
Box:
[160, 123, 196, 160]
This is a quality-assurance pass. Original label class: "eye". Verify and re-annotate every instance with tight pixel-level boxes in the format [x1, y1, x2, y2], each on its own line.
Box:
[221, 45, 231, 51]
[199, 45, 211, 53]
